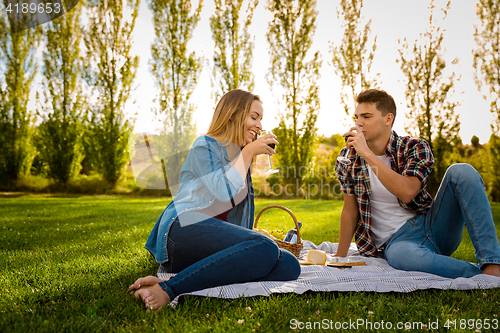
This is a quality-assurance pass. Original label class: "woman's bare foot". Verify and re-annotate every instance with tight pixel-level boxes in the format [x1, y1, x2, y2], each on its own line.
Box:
[482, 264, 500, 277]
[134, 284, 171, 312]
[129, 275, 171, 293]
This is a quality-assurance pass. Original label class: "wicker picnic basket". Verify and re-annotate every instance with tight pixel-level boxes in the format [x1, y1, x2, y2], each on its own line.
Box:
[253, 205, 303, 258]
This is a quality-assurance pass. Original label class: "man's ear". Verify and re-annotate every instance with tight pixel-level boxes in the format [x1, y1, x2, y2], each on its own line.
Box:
[385, 113, 394, 127]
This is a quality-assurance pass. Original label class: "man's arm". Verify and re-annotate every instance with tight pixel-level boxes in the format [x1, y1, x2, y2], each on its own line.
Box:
[335, 192, 360, 257]
[362, 153, 421, 204]
[347, 129, 423, 204]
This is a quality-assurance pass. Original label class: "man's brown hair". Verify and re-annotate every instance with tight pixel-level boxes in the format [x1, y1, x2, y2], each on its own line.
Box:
[355, 89, 396, 124]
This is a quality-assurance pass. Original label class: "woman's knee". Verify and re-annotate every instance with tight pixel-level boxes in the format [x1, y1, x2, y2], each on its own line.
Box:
[250, 233, 281, 260]
[247, 233, 300, 279]
[260, 249, 300, 281]
[279, 250, 301, 280]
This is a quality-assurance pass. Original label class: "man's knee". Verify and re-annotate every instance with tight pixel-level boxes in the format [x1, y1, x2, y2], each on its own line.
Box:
[385, 241, 427, 271]
[445, 163, 481, 183]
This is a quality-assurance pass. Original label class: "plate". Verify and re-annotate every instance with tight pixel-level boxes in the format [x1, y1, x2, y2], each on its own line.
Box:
[326, 261, 366, 268]
[298, 259, 366, 267]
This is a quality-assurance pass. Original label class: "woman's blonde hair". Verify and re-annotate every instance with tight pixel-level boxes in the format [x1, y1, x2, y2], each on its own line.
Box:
[206, 89, 262, 146]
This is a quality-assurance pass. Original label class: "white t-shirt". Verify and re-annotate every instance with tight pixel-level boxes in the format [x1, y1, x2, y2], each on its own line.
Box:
[368, 155, 416, 248]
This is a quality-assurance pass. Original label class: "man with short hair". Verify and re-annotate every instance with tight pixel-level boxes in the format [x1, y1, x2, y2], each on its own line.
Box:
[334, 88, 500, 278]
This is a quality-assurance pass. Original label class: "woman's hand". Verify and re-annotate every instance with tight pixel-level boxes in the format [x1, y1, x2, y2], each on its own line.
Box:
[234, 133, 279, 182]
[244, 133, 278, 157]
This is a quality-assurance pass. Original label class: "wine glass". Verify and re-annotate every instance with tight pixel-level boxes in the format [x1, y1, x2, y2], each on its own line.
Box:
[337, 125, 362, 165]
[261, 130, 279, 175]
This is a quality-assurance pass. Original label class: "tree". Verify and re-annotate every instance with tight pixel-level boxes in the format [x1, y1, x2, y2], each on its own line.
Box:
[38, 5, 85, 185]
[0, 12, 41, 186]
[473, 0, 500, 202]
[267, 0, 322, 196]
[210, 0, 258, 98]
[471, 135, 480, 149]
[473, 0, 500, 133]
[330, 0, 379, 116]
[486, 134, 500, 201]
[84, 0, 140, 187]
[398, 0, 460, 194]
[148, 0, 203, 188]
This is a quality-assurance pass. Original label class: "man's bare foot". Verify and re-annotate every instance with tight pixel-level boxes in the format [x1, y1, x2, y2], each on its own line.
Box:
[482, 264, 500, 277]
[134, 284, 171, 312]
[129, 275, 171, 293]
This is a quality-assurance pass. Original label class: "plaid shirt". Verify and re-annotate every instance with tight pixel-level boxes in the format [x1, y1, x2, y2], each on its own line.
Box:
[335, 131, 434, 257]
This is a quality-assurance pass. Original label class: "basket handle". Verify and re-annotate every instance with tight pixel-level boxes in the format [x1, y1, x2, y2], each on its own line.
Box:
[254, 205, 302, 244]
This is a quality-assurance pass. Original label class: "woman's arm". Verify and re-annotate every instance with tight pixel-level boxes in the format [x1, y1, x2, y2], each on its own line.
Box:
[191, 135, 277, 202]
[232, 137, 272, 179]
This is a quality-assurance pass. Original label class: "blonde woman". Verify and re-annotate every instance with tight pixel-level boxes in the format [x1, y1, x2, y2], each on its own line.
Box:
[130, 89, 301, 311]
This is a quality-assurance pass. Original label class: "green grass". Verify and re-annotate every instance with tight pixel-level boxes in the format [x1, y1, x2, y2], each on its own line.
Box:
[1, 195, 499, 332]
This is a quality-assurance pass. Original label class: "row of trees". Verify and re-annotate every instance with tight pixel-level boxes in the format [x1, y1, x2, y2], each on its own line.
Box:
[270, 0, 500, 199]
[304, 0, 500, 198]
[0, 0, 140, 188]
[0, 0, 261, 190]
[1, 0, 500, 201]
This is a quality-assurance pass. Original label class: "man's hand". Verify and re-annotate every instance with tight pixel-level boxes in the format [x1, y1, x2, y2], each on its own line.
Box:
[344, 125, 370, 158]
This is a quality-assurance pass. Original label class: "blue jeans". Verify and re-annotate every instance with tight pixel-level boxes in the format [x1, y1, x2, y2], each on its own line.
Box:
[385, 164, 500, 278]
[157, 216, 301, 300]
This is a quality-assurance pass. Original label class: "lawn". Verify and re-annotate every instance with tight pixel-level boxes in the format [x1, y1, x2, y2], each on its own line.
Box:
[1, 195, 499, 332]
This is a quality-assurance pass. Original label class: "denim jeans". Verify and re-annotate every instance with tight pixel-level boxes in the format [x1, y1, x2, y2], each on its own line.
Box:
[385, 164, 500, 278]
[157, 215, 301, 300]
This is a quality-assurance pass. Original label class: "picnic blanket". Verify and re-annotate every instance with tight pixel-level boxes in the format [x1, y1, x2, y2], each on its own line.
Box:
[157, 241, 500, 307]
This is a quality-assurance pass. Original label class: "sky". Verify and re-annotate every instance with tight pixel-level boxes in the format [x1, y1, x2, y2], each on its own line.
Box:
[37, 0, 496, 144]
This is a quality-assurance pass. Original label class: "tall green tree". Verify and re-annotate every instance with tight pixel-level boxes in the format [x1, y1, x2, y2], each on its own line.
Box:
[398, 0, 460, 194]
[330, 0, 379, 115]
[148, 0, 202, 187]
[84, 0, 140, 187]
[486, 134, 500, 201]
[0, 13, 41, 186]
[38, 4, 85, 185]
[473, 0, 500, 202]
[473, 0, 500, 133]
[266, 0, 322, 196]
[210, 0, 258, 98]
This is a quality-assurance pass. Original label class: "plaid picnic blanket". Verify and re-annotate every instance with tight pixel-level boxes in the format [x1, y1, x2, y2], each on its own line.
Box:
[157, 241, 500, 307]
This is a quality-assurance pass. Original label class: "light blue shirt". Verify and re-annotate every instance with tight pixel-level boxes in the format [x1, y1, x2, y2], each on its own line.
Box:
[145, 136, 255, 264]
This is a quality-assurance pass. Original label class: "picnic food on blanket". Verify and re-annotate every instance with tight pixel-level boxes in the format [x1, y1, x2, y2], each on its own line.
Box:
[253, 228, 289, 242]
[299, 250, 367, 268]
[270, 230, 286, 239]
[306, 249, 327, 265]
[253, 228, 275, 239]
[284, 221, 302, 243]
